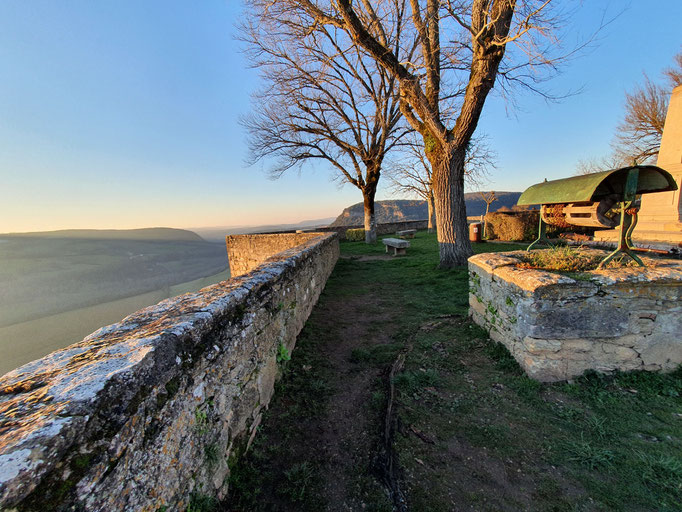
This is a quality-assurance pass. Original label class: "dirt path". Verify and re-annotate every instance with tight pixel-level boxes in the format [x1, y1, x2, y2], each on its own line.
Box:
[314, 297, 395, 510]
[224, 260, 399, 511]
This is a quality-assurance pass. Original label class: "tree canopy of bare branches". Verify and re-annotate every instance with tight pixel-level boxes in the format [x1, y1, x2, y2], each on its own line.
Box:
[613, 49, 682, 165]
[389, 134, 496, 232]
[283, 0, 596, 266]
[578, 48, 682, 174]
[240, 0, 413, 243]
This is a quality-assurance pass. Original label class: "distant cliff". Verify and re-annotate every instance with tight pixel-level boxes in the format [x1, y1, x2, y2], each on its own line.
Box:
[330, 193, 522, 227]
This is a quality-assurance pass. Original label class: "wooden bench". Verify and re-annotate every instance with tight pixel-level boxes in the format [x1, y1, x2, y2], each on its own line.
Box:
[396, 229, 417, 239]
[382, 237, 410, 256]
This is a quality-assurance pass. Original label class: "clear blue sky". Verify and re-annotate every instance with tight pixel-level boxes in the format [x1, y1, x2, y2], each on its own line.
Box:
[0, 0, 680, 233]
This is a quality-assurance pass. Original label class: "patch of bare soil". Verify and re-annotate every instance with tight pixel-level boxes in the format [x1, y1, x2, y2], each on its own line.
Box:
[314, 296, 396, 510]
[224, 280, 400, 511]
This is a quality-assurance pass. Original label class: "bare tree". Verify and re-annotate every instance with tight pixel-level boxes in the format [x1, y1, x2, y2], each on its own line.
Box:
[575, 154, 629, 176]
[389, 137, 438, 232]
[612, 75, 669, 165]
[579, 48, 682, 173]
[389, 134, 495, 233]
[663, 50, 682, 89]
[240, 1, 412, 243]
[613, 49, 682, 165]
[288, 0, 595, 267]
[478, 190, 496, 237]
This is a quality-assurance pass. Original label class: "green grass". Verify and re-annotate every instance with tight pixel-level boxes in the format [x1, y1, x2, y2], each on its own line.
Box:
[227, 231, 682, 511]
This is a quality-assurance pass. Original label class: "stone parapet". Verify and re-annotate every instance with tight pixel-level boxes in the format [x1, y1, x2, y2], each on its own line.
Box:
[468, 250, 682, 382]
[0, 232, 339, 511]
[225, 232, 321, 276]
[319, 219, 428, 240]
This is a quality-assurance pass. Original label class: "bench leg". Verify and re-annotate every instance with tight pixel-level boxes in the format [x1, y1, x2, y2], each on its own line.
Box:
[396, 247, 406, 256]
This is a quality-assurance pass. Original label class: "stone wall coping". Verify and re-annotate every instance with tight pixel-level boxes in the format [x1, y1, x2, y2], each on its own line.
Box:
[0, 232, 337, 504]
[468, 249, 682, 294]
[225, 232, 321, 243]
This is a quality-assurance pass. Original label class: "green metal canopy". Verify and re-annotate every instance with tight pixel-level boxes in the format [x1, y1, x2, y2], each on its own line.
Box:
[517, 165, 678, 206]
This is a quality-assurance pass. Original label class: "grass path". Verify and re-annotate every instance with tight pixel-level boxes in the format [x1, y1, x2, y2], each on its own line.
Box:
[222, 232, 682, 512]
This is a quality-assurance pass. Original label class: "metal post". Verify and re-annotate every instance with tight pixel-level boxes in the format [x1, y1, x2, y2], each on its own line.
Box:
[526, 213, 550, 251]
[597, 168, 645, 269]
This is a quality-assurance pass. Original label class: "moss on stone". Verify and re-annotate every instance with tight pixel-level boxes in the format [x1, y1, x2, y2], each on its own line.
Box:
[127, 385, 150, 415]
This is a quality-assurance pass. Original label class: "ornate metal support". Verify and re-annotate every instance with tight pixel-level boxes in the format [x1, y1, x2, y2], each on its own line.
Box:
[597, 168, 645, 269]
[526, 214, 552, 251]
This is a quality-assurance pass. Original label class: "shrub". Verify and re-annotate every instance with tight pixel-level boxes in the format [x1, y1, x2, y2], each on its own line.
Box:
[345, 228, 365, 241]
[485, 211, 539, 241]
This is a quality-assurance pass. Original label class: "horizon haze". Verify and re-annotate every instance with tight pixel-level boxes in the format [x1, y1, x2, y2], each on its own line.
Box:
[0, 1, 680, 233]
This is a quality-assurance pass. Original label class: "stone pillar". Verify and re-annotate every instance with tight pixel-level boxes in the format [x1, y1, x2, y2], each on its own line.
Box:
[636, 85, 682, 230]
[596, 85, 682, 244]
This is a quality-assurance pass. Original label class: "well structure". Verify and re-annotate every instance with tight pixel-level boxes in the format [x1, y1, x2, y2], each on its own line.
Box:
[468, 250, 682, 382]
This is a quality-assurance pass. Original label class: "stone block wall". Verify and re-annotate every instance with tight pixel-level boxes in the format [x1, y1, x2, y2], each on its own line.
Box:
[319, 219, 428, 240]
[468, 251, 682, 382]
[0, 232, 339, 511]
[225, 232, 321, 276]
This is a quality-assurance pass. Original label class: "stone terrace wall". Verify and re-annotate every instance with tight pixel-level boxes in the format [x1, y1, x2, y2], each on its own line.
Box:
[0, 232, 339, 511]
[226, 232, 321, 276]
[320, 219, 428, 240]
[468, 250, 682, 382]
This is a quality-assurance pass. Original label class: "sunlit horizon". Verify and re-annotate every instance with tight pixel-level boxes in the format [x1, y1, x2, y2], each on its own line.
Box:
[1, 1, 681, 234]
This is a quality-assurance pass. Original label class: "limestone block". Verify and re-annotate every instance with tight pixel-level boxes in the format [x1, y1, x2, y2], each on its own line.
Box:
[560, 339, 594, 353]
[522, 355, 566, 382]
[640, 341, 682, 369]
[522, 337, 562, 354]
[628, 311, 658, 335]
[601, 344, 638, 362]
[257, 356, 279, 406]
[489, 325, 507, 346]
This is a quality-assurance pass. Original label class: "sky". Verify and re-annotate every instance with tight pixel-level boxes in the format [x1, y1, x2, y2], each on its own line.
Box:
[0, 1, 680, 233]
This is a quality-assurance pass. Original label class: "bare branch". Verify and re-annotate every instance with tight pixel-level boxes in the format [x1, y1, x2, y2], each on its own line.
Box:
[261, 0, 605, 266]
[241, 0, 414, 242]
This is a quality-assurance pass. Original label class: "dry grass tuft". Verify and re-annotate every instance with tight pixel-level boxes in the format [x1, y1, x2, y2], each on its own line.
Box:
[517, 246, 638, 272]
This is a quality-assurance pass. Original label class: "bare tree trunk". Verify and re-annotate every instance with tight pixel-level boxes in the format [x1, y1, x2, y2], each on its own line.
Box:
[483, 204, 490, 238]
[427, 190, 436, 233]
[430, 147, 472, 267]
[363, 187, 377, 244]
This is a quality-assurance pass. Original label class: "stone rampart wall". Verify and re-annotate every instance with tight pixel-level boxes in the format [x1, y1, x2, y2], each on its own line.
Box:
[320, 219, 428, 240]
[225, 232, 321, 277]
[468, 250, 682, 382]
[0, 232, 339, 511]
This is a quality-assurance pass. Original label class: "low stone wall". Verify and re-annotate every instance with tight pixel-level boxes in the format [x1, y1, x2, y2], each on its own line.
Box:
[0, 232, 339, 511]
[468, 251, 682, 382]
[320, 219, 428, 240]
[226, 232, 321, 276]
